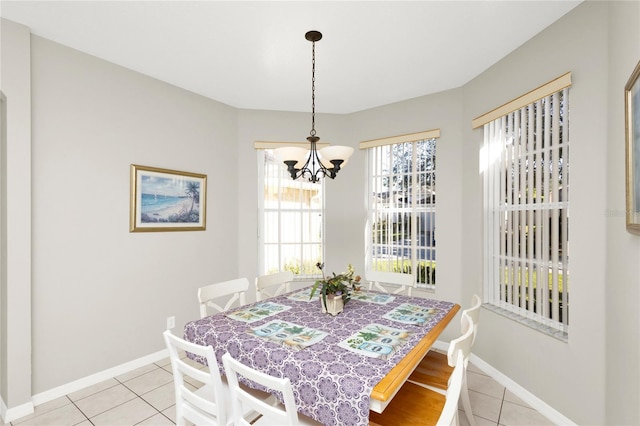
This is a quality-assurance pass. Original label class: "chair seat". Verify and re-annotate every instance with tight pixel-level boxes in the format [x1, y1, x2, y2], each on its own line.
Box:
[369, 382, 446, 426]
[224, 379, 278, 423]
[408, 350, 453, 391]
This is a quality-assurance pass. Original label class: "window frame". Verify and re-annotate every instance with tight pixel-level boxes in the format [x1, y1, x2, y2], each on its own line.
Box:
[257, 148, 325, 279]
[361, 130, 440, 289]
[477, 75, 571, 338]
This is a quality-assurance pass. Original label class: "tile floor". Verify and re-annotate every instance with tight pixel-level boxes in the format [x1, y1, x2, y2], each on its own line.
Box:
[2, 352, 556, 426]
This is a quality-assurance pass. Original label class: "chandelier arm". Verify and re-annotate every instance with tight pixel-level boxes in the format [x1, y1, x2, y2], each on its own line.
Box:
[293, 138, 335, 183]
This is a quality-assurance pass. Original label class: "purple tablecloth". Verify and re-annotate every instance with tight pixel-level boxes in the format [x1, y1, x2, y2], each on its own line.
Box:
[183, 288, 455, 426]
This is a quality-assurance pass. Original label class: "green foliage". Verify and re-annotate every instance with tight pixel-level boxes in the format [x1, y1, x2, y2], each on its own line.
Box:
[168, 211, 199, 223]
[371, 260, 436, 285]
[271, 258, 323, 276]
[309, 263, 362, 310]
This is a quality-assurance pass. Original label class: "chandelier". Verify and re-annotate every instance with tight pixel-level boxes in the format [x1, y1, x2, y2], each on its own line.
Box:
[275, 30, 354, 183]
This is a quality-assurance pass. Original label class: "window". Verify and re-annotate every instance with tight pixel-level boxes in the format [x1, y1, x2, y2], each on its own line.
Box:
[478, 74, 570, 336]
[362, 130, 439, 288]
[257, 148, 324, 277]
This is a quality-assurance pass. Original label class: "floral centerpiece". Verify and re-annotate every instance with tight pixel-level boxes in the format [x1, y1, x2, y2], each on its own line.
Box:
[309, 262, 361, 315]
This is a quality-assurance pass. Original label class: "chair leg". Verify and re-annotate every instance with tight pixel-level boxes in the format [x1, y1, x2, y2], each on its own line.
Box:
[460, 372, 475, 426]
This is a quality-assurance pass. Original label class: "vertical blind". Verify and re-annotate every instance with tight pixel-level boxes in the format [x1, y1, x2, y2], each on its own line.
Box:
[482, 84, 570, 334]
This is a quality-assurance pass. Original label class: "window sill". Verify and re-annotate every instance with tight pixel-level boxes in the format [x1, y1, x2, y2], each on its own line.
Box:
[483, 304, 568, 342]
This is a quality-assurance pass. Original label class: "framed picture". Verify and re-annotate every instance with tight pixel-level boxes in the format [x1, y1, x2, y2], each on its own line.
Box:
[626, 60, 640, 232]
[130, 164, 207, 232]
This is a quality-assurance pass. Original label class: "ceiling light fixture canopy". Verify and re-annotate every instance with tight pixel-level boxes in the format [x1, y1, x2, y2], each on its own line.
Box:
[275, 30, 354, 183]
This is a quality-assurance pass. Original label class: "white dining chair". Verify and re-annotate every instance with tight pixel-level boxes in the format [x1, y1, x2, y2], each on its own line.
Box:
[198, 277, 249, 318]
[164, 330, 227, 425]
[436, 349, 466, 426]
[369, 349, 466, 426]
[408, 311, 478, 426]
[365, 270, 416, 296]
[222, 352, 322, 426]
[164, 330, 275, 426]
[409, 294, 481, 389]
[255, 271, 294, 301]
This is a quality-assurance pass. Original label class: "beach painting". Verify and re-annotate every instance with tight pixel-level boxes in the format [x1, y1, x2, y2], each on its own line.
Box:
[130, 164, 207, 232]
[626, 60, 640, 232]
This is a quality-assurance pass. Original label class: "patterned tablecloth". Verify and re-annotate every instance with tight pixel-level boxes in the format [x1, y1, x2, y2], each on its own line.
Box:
[183, 288, 455, 426]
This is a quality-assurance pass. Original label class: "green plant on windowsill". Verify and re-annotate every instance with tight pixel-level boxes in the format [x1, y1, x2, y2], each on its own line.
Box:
[309, 262, 362, 311]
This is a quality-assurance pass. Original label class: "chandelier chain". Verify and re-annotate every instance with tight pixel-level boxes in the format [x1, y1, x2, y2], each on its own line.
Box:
[310, 39, 316, 137]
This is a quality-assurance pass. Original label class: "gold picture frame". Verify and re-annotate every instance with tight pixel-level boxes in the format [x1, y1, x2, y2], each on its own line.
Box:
[626, 61, 640, 232]
[130, 164, 207, 232]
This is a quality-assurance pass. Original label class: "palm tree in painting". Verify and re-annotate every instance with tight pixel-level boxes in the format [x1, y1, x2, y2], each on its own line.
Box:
[185, 182, 200, 213]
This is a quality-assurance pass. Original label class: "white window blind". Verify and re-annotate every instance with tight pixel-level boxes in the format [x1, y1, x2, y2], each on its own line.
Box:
[481, 84, 570, 336]
[361, 130, 439, 287]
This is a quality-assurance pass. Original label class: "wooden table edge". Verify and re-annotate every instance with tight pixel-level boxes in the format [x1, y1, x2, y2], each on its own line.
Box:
[370, 303, 461, 402]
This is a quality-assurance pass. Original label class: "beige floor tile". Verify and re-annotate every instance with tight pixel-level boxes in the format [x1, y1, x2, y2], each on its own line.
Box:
[154, 357, 171, 369]
[123, 368, 173, 395]
[12, 396, 71, 424]
[467, 362, 489, 376]
[90, 398, 157, 426]
[503, 389, 530, 407]
[459, 410, 499, 426]
[499, 400, 555, 426]
[73, 383, 138, 418]
[15, 404, 87, 426]
[467, 370, 506, 399]
[161, 405, 177, 423]
[67, 378, 120, 402]
[116, 363, 160, 383]
[142, 381, 177, 412]
[136, 413, 175, 425]
[467, 389, 503, 423]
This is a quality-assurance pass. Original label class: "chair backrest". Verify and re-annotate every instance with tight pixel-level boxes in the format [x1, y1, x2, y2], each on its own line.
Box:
[198, 277, 249, 318]
[222, 352, 301, 426]
[255, 271, 294, 301]
[436, 349, 465, 426]
[461, 294, 481, 346]
[163, 330, 227, 426]
[365, 270, 416, 296]
[446, 312, 475, 368]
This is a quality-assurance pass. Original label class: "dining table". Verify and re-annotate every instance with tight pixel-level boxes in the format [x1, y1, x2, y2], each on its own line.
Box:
[183, 285, 459, 426]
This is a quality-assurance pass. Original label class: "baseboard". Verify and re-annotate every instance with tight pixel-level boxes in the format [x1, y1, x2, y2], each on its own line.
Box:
[31, 349, 168, 407]
[431, 339, 449, 352]
[468, 351, 576, 426]
[1, 396, 34, 423]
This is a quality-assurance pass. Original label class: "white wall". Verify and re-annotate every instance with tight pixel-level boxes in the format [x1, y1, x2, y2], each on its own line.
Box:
[461, 2, 631, 424]
[29, 36, 239, 394]
[2, 1, 639, 424]
[0, 18, 32, 413]
[605, 1, 640, 424]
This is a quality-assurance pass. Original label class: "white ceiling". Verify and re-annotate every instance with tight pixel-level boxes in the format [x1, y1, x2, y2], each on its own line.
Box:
[1, 1, 582, 114]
